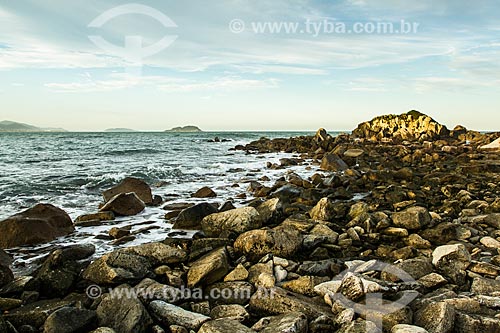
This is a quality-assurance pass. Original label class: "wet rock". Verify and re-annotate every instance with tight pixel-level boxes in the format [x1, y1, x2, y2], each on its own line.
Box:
[103, 177, 153, 204]
[201, 207, 262, 237]
[392, 206, 431, 230]
[173, 203, 218, 229]
[0, 249, 12, 267]
[234, 226, 302, 261]
[414, 301, 454, 333]
[187, 247, 230, 287]
[108, 226, 130, 239]
[432, 244, 471, 284]
[3, 299, 73, 328]
[97, 284, 153, 333]
[320, 153, 348, 171]
[43, 306, 97, 333]
[0, 265, 13, 289]
[198, 318, 254, 333]
[192, 186, 217, 198]
[210, 304, 249, 322]
[249, 286, 334, 320]
[75, 211, 114, 224]
[33, 244, 95, 297]
[83, 251, 151, 284]
[99, 192, 145, 216]
[0, 204, 74, 248]
[149, 300, 210, 331]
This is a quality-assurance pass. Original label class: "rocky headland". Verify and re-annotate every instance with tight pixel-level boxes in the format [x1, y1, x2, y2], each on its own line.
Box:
[1, 111, 500, 332]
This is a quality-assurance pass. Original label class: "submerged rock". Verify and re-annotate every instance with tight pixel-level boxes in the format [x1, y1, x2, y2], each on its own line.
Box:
[0, 204, 74, 248]
[102, 177, 153, 205]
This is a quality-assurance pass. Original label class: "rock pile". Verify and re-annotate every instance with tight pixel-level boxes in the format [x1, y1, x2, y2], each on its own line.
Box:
[2, 111, 500, 332]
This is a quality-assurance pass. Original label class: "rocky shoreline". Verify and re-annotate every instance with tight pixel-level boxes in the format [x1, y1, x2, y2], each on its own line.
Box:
[2, 110, 500, 333]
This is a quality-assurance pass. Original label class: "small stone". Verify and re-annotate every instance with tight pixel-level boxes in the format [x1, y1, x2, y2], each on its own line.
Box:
[224, 264, 249, 282]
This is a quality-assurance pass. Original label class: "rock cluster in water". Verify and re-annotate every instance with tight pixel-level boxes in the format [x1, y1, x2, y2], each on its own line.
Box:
[1, 111, 500, 332]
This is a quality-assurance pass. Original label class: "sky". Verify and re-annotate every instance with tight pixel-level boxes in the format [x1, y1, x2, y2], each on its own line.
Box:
[0, 0, 499, 131]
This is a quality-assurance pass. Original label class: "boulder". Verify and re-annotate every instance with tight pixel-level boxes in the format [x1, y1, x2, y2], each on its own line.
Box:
[83, 251, 151, 284]
[0, 265, 13, 289]
[201, 207, 262, 237]
[121, 242, 187, 265]
[97, 284, 152, 333]
[309, 197, 336, 221]
[149, 300, 210, 331]
[43, 306, 97, 333]
[256, 312, 308, 333]
[320, 153, 348, 171]
[455, 311, 500, 333]
[34, 244, 95, 297]
[99, 192, 145, 216]
[198, 319, 254, 333]
[432, 244, 471, 284]
[173, 203, 218, 229]
[414, 301, 454, 333]
[3, 299, 73, 328]
[392, 206, 431, 230]
[470, 277, 500, 296]
[210, 304, 249, 322]
[192, 186, 217, 198]
[479, 137, 500, 151]
[234, 226, 302, 261]
[249, 287, 334, 320]
[187, 247, 230, 287]
[103, 177, 153, 204]
[0, 204, 74, 248]
[0, 249, 12, 267]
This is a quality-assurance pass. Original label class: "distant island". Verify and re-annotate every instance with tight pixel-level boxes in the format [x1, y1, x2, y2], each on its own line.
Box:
[165, 125, 202, 132]
[0, 120, 66, 132]
[104, 128, 136, 132]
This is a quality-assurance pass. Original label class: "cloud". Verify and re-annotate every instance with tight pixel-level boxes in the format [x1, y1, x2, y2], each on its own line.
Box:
[44, 73, 279, 93]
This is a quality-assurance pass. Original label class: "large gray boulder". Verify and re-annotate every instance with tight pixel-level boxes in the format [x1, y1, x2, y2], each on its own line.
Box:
[0, 204, 74, 248]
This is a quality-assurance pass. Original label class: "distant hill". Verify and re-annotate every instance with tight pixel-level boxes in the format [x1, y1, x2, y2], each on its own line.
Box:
[165, 125, 202, 132]
[0, 120, 66, 132]
[104, 128, 136, 132]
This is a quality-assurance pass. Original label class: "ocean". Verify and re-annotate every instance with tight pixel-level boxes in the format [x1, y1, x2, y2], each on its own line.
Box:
[0, 131, 327, 270]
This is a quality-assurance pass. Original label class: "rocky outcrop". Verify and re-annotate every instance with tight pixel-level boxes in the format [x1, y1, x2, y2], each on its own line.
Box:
[0, 204, 74, 248]
[352, 110, 449, 141]
[102, 177, 153, 205]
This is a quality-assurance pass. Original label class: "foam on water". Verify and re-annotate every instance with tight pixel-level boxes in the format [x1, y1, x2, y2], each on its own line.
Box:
[1, 131, 342, 272]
